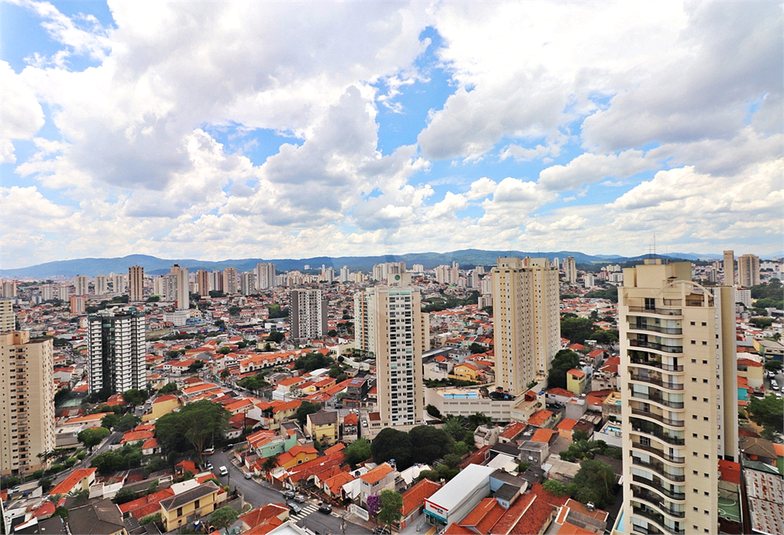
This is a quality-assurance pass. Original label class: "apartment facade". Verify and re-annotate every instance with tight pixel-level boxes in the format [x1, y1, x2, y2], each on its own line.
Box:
[737, 254, 760, 288]
[563, 256, 577, 284]
[128, 265, 144, 301]
[491, 257, 560, 394]
[0, 330, 55, 476]
[619, 260, 738, 535]
[290, 288, 328, 342]
[87, 310, 146, 396]
[722, 250, 735, 286]
[256, 262, 277, 290]
[196, 269, 210, 297]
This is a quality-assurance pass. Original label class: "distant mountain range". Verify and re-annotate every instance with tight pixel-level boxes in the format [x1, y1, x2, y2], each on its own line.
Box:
[0, 249, 728, 278]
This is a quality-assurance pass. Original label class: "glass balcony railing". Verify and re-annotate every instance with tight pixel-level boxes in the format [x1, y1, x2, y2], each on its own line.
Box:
[631, 408, 685, 427]
[629, 373, 684, 390]
[629, 340, 683, 354]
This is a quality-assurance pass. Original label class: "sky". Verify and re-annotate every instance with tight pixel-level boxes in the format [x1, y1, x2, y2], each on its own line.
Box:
[1, 0, 782, 269]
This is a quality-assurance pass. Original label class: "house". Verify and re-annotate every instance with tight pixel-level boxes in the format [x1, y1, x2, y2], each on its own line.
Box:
[399, 479, 442, 530]
[276, 445, 318, 469]
[474, 425, 500, 448]
[737, 357, 764, 390]
[305, 410, 339, 445]
[556, 419, 578, 442]
[359, 463, 397, 505]
[566, 369, 586, 395]
[450, 362, 484, 382]
[49, 468, 96, 496]
[67, 499, 126, 535]
[341, 412, 359, 443]
[519, 440, 550, 468]
[159, 481, 223, 532]
[239, 503, 290, 534]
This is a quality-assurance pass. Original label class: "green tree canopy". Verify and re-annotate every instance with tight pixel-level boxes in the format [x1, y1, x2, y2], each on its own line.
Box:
[217, 346, 231, 355]
[158, 382, 178, 394]
[210, 506, 239, 530]
[442, 416, 466, 442]
[266, 330, 285, 342]
[561, 317, 595, 344]
[409, 426, 452, 465]
[345, 438, 372, 466]
[377, 490, 403, 527]
[548, 349, 581, 389]
[238, 373, 267, 392]
[78, 427, 110, 451]
[122, 388, 149, 407]
[115, 414, 141, 432]
[747, 394, 783, 441]
[371, 428, 413, 469]
[571, 459, 617, 508]
[294, 352, 334, 372]
[188, 360, 205, 373]
[101, 413, 120, 430]
[155, 400, 230, 458]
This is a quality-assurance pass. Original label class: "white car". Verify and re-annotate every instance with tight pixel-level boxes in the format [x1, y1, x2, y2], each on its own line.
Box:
[219, 466, 228, 476]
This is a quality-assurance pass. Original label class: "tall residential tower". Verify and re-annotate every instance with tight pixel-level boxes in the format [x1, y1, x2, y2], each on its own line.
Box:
[290, 289, 328, 342]
[87, 310, 146, 396]
[619, 260, 737, 535]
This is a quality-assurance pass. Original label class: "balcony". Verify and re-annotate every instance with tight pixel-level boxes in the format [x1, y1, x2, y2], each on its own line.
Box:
[631, 408, 685, 427]
[632, 457, 686, 482]
[629, 374, 684, 391]
[631, 506, 685, 535]
[632, 475, 686, 500]
[631, 490, 685, 518]
[629, 355, 684, 372]
[628, 322, 683, 335]
[629, 340, 683, 354]
[630, 391, 684, 409]
[631, 420, 685, 445]
[628, 306, 682, 317]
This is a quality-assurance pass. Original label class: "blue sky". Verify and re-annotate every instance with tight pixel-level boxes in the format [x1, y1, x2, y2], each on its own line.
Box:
[1, 0, 781, 269]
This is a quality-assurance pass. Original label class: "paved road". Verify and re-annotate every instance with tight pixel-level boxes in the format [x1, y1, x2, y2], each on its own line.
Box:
[207, 450, 371, 535]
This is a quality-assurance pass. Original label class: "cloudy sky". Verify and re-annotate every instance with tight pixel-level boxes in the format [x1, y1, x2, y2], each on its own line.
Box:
[1, 0, 782, 269]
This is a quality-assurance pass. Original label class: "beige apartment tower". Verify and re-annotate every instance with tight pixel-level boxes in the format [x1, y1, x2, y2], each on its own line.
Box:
[563, 256, 577, 284]
[196, 269, 210, 297]
[619, 259, 738, 535]
[737, 254, 760, 288]
[359, 284, 429, 427]
[129, 265, 144, 301]
[491, 257, 560, 394]
[0, 330, 55, 476]
[722, 250, 735, 286]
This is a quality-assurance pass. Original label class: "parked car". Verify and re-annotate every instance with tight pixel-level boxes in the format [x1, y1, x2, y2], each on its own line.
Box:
[203, 446, 215, 455]
[284, 490, 296, 499]
[294, 494, 306, 503]
[205, 461, 213, 470]
[318, 503, 332, 514]
[373, 528, 391, 535]
[288, 503, 302, 515]
[244, 471, 253, 479]
[219, 466, 228, 476]
[222, 443, 235, 452]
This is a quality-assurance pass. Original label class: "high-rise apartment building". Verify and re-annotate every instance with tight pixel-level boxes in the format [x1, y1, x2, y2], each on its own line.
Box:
[240, 271, 256, 296]
[492, 257, 560, 393]
[723, 250, 735, 286]
[563, 256, 577, 284]
[355, 280, 430, 427]
[73, 274, 89, 296]
[129, 265, 144, 301]
[112, 274, 126, 294]
[255, 262, 276, 290]
[57, 284, 69, 301]
[94, 274, 108, 295]
[223, 268, 239, 295]
[196, 269, 210, 297]
[1, 280, 17, 298]
[290, 289, 328, 342]
[210, 270, 223, 293]
[0, 330, 55, 476]
[170, 264, 189, 310]
[87, 310, 146, 396]
[0, 299, 14, 332]
[40, 284, 53, 302]
[619, 260, 737, 535]
[339, 266, 351, 283]
[737, 254, 760, 288]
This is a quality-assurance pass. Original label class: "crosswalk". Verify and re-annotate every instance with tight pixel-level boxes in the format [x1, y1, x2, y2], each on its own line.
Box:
[288, 502, 341, 520]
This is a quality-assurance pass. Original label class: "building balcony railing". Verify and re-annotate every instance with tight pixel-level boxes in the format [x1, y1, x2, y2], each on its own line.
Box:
[631, 490, 686, 518]
[628, 323, 683, 335]
[629, 355, 684, 372]
[630, 391, 684, 409]
[629, 340, 683, 354]
[632, 457, 686, 482]
[631, 408, 685, 427]
[628, 306, 682, 317]
[632, 475, 686, 501]
[631, 506, 685, 535]
[631, 420, 685, 445]
[629, 374, 684, 391]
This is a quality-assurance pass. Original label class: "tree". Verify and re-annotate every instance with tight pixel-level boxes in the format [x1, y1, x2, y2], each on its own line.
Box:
[155, 400, 230, 458]
[409, 426, 452, 465]
[78, 427, 110, 452]
[220, 368, 231, 379]
[747, 394, 783, 440]
[115, 414, 141, 432]
[469, 342, 485, 354]
[366, 494, 382, 518]
[188, 360, 205, 373]
[443, 417, 466, 441]
[371, 428, 413, 469]
[210, 506, 239, 530]
[425, 405, 442, 419]
[377, 490, 403, 527]
[217, 346, 231, 355]
[561, 317, 596, 344]
[542, 479, 569, 496]
[548, 349, 581, 389]
[573, 429, 590, 442]
[238, 373, 267, 393]
[122, 388, 149, 407]
[113, 488, 138, 504]
[101, 413, 120, 430]
[751, 317, 774, 329]
[91, 451, 125, 474]
[345, 438, 372, 466]
[266, 330, 285, 343]
[158, 382, 178, 394]
[571, 459, 617, 508]
[764, 360, 783, 373]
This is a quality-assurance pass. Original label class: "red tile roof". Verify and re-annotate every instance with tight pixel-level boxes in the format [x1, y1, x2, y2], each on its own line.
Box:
[531, 428, 558, 443]
[567, 368, 585, 379]
[528, 410, 554, 427]
[401, 478, 441, 517]
[360, 463, 394, 485]
[49, 468, 96, 496]
[500, 422, 526, 440]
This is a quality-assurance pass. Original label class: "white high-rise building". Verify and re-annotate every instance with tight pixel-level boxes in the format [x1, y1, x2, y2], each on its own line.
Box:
[40, 284, 53, 302]
[355, 281, 429, 427]
[255, 262, 277, 290]
[290, 289, 328, 342]
[170, 264, 190, 310]
[57, 284, 69, 301]
[323, 267, 335, 284]
[73, 274, 89, 296]
[210, 270, 223, 293]
[339, 266, 351, 283]
[240, 271, 256, 296]
[112, 274, 126, 294]
[563, 256, 577, 284]
[0, 299, 13, 332]
[619, 260, 738, 535]
[87, 310, 146, 396]
[723, 250, 735, 286]
[0, 329, 55, 476]
[492, 257, 560, 393]
[94, 274, 109, 295]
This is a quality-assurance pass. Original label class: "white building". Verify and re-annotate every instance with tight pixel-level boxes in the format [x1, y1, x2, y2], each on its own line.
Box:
[87, 310, 146, 395]
[290, 289, 327, 342]
[255, 262, 277, 290]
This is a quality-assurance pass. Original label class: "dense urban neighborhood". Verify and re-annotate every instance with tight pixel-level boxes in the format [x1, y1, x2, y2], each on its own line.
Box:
[1, 252, 783, 535]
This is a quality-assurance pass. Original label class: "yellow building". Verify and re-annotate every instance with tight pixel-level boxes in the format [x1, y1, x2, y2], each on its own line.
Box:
[276, 445, 319, 469]
[142, 394, 181, 422]
[566, 368, 587, 395]
[305, 410, 339, 445]
[737, 357, 764, 390]
[0, 330, 55, 476]
[160, 481, 223, 532]
[450, 362, 483, 382]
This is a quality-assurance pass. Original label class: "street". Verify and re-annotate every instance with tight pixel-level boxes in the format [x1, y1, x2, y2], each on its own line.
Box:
[207, 450, 371, 535]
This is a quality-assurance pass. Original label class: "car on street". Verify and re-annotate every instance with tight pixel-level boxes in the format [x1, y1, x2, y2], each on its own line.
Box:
[283, 490, 296, 499]
[205, 461, 213, 470]
[318, 503, 332, 514]
[219, 466, 228, 476]
[288, 503, 302, 515]
[222, 443, 235, 452]
[203, 446, 215, 455]
[373, 528, 391, 535]
[294, 494, 306, 503]
[244, 471, 253, 479]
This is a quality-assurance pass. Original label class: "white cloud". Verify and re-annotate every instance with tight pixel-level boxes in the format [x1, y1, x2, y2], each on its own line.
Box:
[0, 62, 45, 163]
[538, 150, 655, 191]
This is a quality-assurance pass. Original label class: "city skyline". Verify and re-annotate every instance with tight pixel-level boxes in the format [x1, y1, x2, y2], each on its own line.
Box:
[1, 1, 781, 270]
